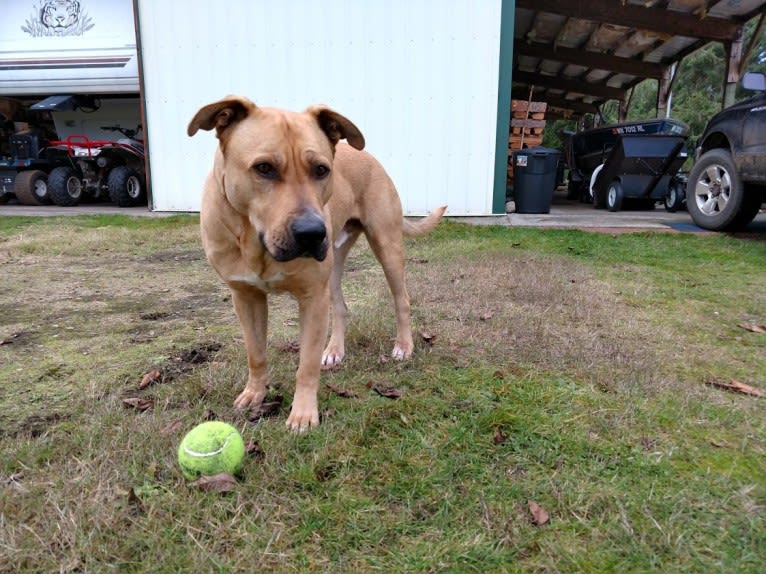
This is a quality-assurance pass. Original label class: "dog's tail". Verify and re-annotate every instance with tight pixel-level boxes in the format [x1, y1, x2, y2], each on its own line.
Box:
[402, 205, 447, 237]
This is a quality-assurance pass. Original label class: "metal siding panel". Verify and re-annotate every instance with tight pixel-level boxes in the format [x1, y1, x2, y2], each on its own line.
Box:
[137, 0, 502, 214]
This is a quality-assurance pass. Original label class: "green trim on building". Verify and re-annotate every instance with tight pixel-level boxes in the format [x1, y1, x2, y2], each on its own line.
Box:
[492, 0, 514, 214]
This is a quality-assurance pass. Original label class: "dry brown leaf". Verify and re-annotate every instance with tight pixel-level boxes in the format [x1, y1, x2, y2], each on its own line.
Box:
[160, 418, 184, 436]
[122, 398, 154, 412]
[202, 408, 218, 421]
[248, 396, 284, 421]
[738, 323, 766, 334]
[420, 331, 436, 346]
[705, 377, 763, 397]
[278, 341, 301, 353]
[528, 500, 550, 525]
[245, 439, 265, 459]
[190, 473, 238, 493]
[371, 385, 404, 399]
[325, 383, 360, 399]
[139, 369, 162, 389]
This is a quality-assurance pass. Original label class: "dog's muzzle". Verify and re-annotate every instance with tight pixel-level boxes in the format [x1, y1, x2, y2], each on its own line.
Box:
[268, 210, 329, 262]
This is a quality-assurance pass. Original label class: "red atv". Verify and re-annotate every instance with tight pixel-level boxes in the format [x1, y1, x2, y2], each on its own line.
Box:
[47, 125, 146, 207]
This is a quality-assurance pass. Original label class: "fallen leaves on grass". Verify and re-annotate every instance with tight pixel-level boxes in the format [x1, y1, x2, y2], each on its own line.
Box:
[493, 427, 508, 445]
[0, 333, 21, 345]
[127, 487, 145, 515]
[245, 439, 265, 459]
[420, 331, 437, 347]
[367, 380, 404, 399]
[528, 500, 550, 525]
[122, 398, 154, 411]
[738, 323, 766, 334]
[139, 369, 162, 389]
[325, 383, 360, 399]
[705, 377, 763, 397]
[160, 418, 184, 435]
[247, 396, 284, 421]
[278, 341, 301, 353]
[190, 473, 238, 493]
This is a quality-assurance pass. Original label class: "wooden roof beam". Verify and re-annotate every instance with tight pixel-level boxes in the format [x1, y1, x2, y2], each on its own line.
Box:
[514, 70, 627, 101]
[515, 39, 665, 79]
[516, 0, 741, 42]
[511, 88, 601, 115]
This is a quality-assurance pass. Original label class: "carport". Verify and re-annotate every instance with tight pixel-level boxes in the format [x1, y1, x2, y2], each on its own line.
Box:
[510, 1, 766, 120]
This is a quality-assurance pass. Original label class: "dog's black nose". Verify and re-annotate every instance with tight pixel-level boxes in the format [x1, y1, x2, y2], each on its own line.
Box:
[291, 211, 327, 251]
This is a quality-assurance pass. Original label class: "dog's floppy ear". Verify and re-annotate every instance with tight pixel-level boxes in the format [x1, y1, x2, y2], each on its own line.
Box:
[307, 105, 365, 150]
[187, 95, 255, 139]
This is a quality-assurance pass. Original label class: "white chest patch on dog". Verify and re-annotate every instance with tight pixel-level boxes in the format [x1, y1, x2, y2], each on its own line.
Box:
[229, 272, 285, 293]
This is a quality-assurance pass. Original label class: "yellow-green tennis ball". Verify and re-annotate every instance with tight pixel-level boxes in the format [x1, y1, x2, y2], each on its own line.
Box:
[177, 421, 245, 480]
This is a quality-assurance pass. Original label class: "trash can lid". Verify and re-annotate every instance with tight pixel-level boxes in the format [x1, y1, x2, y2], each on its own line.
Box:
[512, 146, 561, 157]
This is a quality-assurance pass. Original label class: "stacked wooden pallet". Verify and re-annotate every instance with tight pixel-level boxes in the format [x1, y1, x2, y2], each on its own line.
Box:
[508, 100, 547, 185]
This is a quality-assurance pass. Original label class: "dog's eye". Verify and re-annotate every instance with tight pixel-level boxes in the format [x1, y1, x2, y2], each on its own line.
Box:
[253, 162, 278, 179]
[313, 165, 330, 179]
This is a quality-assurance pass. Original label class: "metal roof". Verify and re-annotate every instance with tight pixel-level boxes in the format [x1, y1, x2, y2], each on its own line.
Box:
[513, 0, 766, 117]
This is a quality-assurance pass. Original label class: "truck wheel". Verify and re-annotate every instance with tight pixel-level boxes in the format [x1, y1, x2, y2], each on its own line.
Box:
[107, 166, 145, 207]
[686, 148, 759, 231]
[14, 170, 51, 205]
[606, 180, 624, 212]
[48, 167, 83, 207]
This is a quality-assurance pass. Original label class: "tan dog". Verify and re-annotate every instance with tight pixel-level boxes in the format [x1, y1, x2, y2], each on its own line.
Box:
[188, 96, 446, 431]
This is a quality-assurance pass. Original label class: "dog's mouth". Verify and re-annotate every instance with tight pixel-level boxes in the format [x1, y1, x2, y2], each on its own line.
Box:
[265, 237, 329, 262]
[259, 211, 329, 262]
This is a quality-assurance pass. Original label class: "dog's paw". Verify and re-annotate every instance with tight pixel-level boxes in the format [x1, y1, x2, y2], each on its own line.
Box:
[286, 392, 320, 433]
[233, 387, 268, 410]
[321, 345, 345, 370]
[285, 406, 320, 433]
[321, 351, 345, 370]
[392, 342, 413, 361]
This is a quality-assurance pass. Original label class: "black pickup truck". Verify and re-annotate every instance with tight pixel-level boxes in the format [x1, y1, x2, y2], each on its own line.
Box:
[686, 72, 766, 231]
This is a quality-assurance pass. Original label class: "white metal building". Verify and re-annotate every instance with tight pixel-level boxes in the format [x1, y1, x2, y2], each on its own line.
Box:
[134, 0, 514, 214]
[1, 0, 514, 215]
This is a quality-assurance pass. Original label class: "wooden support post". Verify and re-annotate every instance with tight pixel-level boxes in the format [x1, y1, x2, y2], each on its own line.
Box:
[722, 29, 744, 110]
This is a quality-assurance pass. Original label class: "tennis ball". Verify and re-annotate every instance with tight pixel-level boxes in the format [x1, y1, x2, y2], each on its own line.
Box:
[177, 421, 245, 480]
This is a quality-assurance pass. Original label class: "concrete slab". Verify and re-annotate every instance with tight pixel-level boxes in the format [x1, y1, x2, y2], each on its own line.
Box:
[1, 193, 765, 235]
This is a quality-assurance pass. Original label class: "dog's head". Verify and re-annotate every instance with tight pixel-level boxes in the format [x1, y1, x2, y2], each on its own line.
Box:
[188, 96, 365, 262]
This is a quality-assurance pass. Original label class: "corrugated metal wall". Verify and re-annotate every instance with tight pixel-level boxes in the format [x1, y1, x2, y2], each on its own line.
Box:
[136, 0, 504, 214]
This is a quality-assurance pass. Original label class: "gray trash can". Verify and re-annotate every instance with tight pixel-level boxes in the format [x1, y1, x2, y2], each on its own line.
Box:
[512, 147, 561, 214]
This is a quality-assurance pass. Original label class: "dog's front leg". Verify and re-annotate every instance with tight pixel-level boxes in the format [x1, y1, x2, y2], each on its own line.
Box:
[286, 285, 330, 432]
[230, 287, 270, 410]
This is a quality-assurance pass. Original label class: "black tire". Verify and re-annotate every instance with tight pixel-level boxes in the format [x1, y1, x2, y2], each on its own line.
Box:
[664, 180, 685, 212]
[48, 166, 83, 207]
[107, 166, 145, 207]
[13, 170, 50, 205]
[686, 148, 760, 231]
[606, 180, 624, 212]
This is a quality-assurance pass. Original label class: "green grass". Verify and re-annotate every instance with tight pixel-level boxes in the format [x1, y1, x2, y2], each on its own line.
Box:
[0, 216, 764, 573]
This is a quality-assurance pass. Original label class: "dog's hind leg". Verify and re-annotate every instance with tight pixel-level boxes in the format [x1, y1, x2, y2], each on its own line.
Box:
[321, 226, 361, 369]
[230, 288, 271, 409]
[365, 227, 414, 361]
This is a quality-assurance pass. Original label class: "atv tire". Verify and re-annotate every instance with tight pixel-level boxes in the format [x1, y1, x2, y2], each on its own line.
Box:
[48, 167, 83, 207]
[107, 166, 145, 207]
